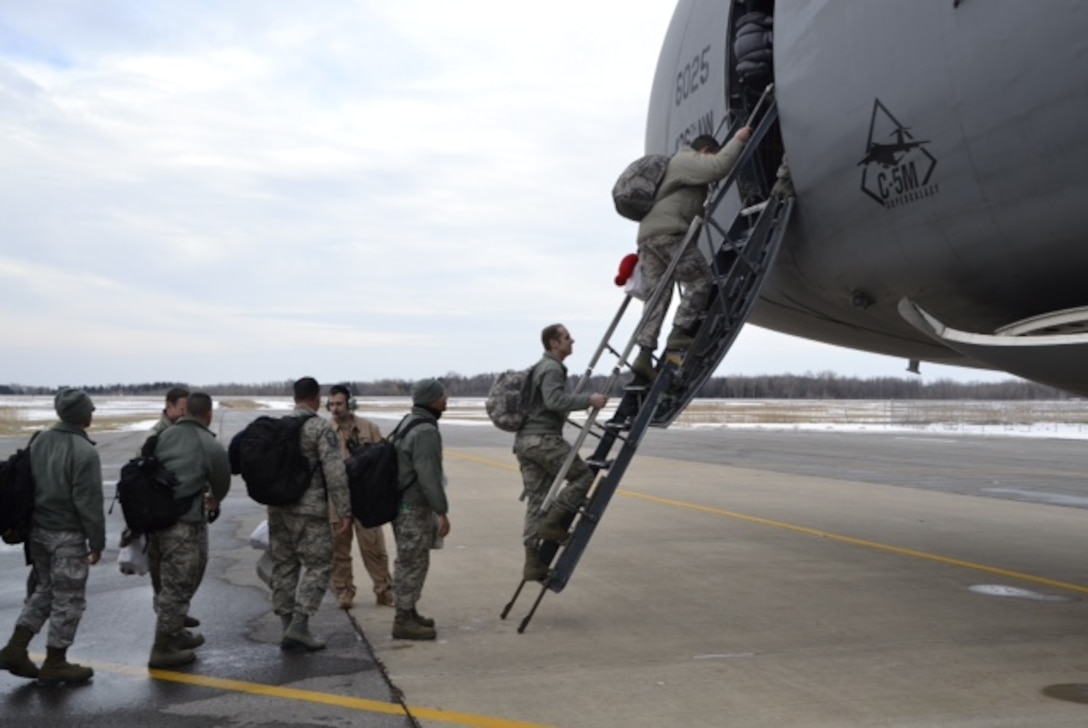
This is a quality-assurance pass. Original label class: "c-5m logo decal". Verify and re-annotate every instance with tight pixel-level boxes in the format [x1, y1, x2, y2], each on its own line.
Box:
[858, 99, 938, 209]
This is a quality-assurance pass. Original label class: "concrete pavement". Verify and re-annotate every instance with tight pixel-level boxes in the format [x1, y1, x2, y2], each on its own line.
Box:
[349, 441, 1088, 727]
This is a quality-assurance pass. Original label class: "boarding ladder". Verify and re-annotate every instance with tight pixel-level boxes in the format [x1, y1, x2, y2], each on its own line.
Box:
[502, 85, 795, 632]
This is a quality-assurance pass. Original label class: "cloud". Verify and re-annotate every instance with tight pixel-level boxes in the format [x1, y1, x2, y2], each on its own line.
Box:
[0, 1, 1017, 388]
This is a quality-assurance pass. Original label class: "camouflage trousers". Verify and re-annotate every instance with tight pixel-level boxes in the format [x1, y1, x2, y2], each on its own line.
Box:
[636, 232, 713, 350]
[330, 518, 392, 598]
[514, 434, 594, 547]
[17, 528, 90, 649]
[148, 520, 208, 636]
[269, 510, 333, 618]
[392, 506, 434, 611]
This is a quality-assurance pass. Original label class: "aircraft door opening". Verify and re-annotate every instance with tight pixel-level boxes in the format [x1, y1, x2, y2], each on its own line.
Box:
[727, 0, 783, 207]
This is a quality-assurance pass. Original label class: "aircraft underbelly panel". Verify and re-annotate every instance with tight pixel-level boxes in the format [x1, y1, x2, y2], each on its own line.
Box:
[900, 299, 1088, 397]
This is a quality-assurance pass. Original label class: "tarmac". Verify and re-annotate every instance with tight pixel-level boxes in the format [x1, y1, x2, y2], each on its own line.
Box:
[4, 415, 1088, 726]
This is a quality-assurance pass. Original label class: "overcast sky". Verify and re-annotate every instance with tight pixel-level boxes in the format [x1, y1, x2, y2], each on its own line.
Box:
[0, 1, 1014, 389]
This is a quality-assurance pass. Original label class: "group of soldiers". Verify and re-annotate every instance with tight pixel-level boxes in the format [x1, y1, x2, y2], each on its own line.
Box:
[0, 310, 687, 684]
[0, 374, 452, 683]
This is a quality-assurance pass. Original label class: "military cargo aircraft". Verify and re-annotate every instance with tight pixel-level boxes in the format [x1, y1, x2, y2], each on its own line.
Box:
[645, 0, 1088, 396]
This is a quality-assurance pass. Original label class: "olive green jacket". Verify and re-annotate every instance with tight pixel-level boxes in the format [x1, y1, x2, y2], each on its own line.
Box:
[395, 407, 447, 515]
[29, 422, 106, 552]
[637, 136, 747, 242]
[516, 353, 592, 438]
[154, 417, 231, 523]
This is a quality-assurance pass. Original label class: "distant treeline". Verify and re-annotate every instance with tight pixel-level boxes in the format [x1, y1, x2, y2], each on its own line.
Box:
[0, 372, 1072, 400]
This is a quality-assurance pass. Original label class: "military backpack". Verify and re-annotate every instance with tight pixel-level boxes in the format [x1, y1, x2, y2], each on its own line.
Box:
[115, 434, 199, 536]
[231, 414, 319, 506]
[0, 432, 40, 544]
[486, 365, 537, 433]
[611, 153, 670, 221]
[344, 417, 427, 528]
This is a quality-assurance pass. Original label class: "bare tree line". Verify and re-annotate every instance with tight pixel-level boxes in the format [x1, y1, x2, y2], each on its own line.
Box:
[1, 371, 1070, 401]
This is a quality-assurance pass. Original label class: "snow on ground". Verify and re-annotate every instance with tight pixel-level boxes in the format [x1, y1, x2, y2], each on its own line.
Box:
[3, 396, 1088, 439]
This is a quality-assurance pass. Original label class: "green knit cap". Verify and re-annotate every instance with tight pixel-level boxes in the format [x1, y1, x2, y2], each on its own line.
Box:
[54, 388, 95, 424]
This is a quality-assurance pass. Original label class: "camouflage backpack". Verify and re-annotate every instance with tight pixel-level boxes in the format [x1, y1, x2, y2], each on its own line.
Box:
[611, 153, 670, 221]
[486, 365, 537, 433]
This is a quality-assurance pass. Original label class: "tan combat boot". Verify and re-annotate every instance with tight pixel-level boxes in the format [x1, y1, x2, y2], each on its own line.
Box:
[336, 589, 355, 610]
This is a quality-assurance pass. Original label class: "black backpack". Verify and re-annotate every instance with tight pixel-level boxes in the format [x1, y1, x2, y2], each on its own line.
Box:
[116, 434, 199, 536]
[0, 432, 40, 545]
[232, 414, 319, 506]
[345, 418, 427, 528]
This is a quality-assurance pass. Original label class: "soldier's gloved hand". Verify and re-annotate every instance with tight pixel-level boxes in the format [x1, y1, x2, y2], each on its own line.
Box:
[207, 508, 220, 524]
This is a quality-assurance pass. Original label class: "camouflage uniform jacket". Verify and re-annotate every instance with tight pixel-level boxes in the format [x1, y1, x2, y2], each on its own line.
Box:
[637, 136, 747, 242]
[516, 353, 593, 438]
[28, 422, 106, 552]
[395, 407, 447, 515]
[269, 406, 351, 520]
[154, 417, 231, 523]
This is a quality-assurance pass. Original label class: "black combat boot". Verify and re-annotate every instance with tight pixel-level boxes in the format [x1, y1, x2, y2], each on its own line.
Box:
[411, 608, 435, 628]
[630, 347, 656, 381]
[0, 625, 39, 678]
[524, 546, 548, 582]
[392, 609, 435, 640]
[148, 633, 196, 669]
[536, 507, 573, 544]
[38, 646, 93, 684]
[282, 614, 326, 651]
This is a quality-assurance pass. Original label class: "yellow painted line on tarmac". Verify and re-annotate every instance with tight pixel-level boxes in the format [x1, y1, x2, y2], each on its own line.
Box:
[622, 491, 1088, 596]
[447, 449, 1088, 597]
[61, 657, 554, 728]
[447, 450, 520, 472]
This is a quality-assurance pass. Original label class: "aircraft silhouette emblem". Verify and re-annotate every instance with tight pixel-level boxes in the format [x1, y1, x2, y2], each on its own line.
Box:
[858, 127, 930, 168]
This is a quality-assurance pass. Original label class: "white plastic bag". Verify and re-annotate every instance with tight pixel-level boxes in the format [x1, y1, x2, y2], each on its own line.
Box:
[623, 262, 650, 301]
[118, 535, 149, 576]
[255, 551, 273, 587]
[250, 519, 269, 550]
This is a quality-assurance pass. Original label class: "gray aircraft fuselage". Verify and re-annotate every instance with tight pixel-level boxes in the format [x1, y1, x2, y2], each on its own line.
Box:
[646, 0, 1088, 394]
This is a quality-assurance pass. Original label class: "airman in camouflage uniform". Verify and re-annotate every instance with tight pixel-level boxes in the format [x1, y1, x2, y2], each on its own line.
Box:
[147, 392, 231, 668]
[269, 377, 351, 651]
[138, 385, 203, 632]
[391, 379, 451, 640]
[630, 127, 750, 381]
[514, 325, 607, 581]
[0, 389, 104, 685]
